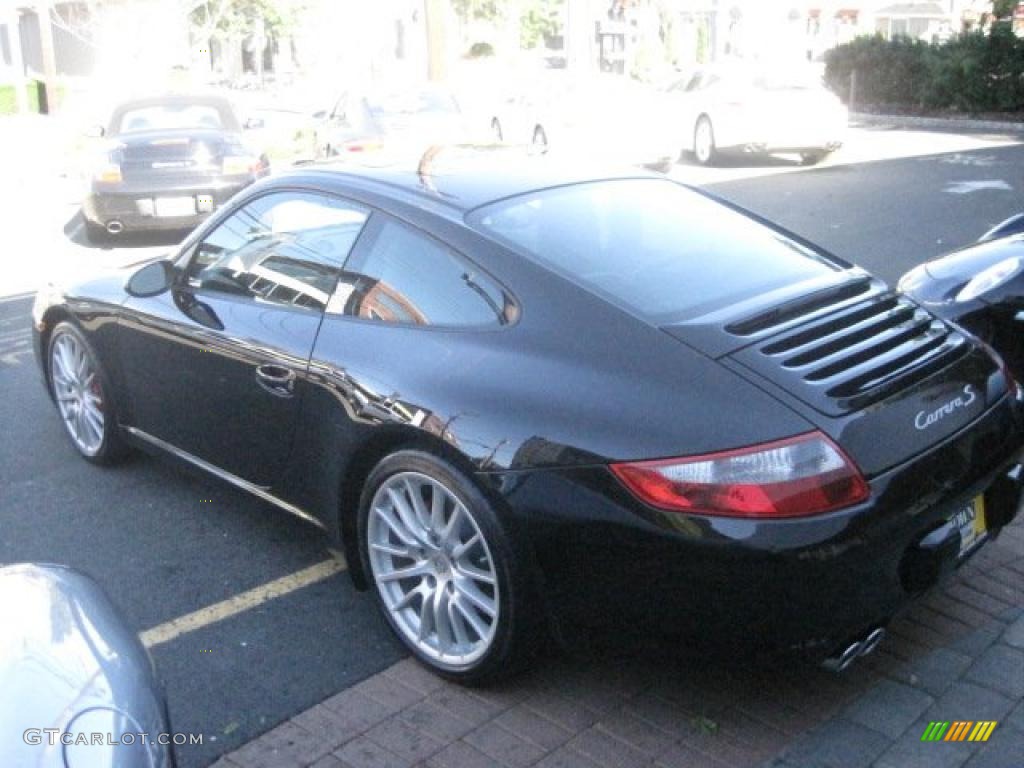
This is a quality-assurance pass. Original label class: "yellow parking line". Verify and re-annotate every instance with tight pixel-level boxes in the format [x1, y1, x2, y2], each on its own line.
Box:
[140, 556, 347, 649]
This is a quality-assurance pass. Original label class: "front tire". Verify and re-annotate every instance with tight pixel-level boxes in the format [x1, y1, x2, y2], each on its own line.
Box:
[800, 150, 830, 166]
[359, 450, 533, 684]
[693, 116, 717, 166]
[47, 322, 128, 464]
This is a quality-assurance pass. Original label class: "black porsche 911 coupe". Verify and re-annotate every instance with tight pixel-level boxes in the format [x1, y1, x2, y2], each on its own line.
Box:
[34, 151, 1023, 682]
[82, 94, 269, 240]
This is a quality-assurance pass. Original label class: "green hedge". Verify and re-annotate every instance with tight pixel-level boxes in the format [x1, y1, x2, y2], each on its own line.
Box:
[825, 27, 1024, 113]
[0, 80, 47, 115]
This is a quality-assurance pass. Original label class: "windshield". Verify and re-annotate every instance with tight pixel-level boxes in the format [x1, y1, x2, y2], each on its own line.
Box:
[471, 179, 837, 322]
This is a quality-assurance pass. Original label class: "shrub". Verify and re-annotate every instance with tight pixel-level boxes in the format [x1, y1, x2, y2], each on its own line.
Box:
[467, 41, 495, 58]
[825, 29, 1024, 113]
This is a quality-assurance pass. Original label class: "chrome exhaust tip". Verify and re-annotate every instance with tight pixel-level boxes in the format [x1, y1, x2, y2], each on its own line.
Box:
[105, 220, 124, 235]
[823, 627, 886, 672]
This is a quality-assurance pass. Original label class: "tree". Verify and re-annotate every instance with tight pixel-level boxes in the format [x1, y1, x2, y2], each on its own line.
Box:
[520, 0, 563, 49]
[452, 0, 502, 27]
[187, 0, 302, 49]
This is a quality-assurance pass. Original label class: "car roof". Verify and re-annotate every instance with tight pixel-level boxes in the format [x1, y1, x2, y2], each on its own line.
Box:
[112, 93, 235, 111]
[277, 147, 659, 217]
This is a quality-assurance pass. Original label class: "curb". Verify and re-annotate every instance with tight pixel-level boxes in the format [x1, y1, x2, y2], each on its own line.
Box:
[851, 111, 1024, 134]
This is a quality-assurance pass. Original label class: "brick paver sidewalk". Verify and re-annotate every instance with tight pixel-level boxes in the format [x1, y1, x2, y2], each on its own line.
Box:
[214, 517, 1023, 768]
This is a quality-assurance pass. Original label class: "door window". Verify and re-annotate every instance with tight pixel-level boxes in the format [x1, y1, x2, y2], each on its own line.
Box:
[188, 192, 369, 311]
[331, 217, 516, 327]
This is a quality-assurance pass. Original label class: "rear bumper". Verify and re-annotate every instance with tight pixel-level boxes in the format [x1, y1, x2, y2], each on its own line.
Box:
[492, 392, 1023, 658]
[84, 176, 252, 232]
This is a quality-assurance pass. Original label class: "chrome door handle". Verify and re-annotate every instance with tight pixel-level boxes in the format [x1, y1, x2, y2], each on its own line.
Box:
[255, 364, 296, 397]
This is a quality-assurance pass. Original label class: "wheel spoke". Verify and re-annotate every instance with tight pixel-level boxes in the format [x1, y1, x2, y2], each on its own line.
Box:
[378, 559, 431, 583]
[417, 592, 435, 642]
[390, 584, 421, 612]
[405, 478, 430, 530]
[440, 504, 462, 544]
[387, 487, 428, 545]
[456, 579, 496, 618]
[455, 561, 494, 586]
[430, 483, 446, 533]
[450, 533, 480, 560]
[370, 541, 413, 558]
[375, 505, 420, 549]
[82, 405, 104, 442]
[447, 595, 469, 647]
[433, 589, 454, 654]
[453, 596, 489, 640]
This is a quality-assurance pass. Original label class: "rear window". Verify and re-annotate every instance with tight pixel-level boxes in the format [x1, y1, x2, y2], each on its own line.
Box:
[113, 103, 231, 134]
[469, 179, 838, 323]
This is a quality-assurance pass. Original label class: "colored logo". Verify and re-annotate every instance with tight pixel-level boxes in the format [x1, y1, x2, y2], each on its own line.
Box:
[921, 721, 997, 742]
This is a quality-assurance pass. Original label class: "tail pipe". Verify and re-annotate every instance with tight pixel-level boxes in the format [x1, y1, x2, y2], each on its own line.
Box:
[823, 627, 887, 672]
[105, 220, 124, 235]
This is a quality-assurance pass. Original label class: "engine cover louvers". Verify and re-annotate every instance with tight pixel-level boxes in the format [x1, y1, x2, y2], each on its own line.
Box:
[730, 289, 968, 417]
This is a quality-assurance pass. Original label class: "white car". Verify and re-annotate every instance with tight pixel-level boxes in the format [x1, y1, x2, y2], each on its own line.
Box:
[490, 73, 677, 170]
[665, 62, 848, 166]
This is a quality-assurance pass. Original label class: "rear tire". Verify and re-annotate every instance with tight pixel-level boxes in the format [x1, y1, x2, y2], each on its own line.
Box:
[47, 322, 129, 465]
[358, 450, 536, 684]
[83, 219, 108, 245]
[693, 116, 717, 166]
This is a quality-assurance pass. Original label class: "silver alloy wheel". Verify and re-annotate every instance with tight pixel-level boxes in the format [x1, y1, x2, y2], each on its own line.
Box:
[367, 471, 499, 669]
[51, 332, 105, 456]
[695, 118, 714, 164]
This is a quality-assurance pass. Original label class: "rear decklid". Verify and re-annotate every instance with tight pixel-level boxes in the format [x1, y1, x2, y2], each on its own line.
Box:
[114, 128, 234, 182]
[665, 273, 1004, 477]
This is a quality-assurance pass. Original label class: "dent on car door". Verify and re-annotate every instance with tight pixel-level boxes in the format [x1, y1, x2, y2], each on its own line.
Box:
[116, 190, 370, 487]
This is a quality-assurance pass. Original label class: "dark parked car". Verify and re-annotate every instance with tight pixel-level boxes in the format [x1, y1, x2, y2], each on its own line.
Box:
[311, 85, 468, 159]
[83, 94, 269, 240]
[33, 154, 1023, 682]
[0, 564, 175, 767]
[900, 213, 1024, 378]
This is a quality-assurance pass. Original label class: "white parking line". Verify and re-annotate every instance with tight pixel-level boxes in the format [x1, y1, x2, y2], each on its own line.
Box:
[140, 556, 347, 649]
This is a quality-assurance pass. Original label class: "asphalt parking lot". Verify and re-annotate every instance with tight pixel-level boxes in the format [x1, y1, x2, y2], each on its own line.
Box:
[2, 122, 1023, 767]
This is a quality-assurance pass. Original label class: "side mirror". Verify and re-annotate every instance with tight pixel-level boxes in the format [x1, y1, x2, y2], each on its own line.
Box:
[84, 124, 105, 138]
[126, 260, 176, 298]
[312, 110, 327, 121]
[243, 116, 265, 130]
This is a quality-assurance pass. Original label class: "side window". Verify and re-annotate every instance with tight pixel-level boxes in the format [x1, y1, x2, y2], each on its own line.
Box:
[331, 218, 516, 327]
[188, 192, 369, 312]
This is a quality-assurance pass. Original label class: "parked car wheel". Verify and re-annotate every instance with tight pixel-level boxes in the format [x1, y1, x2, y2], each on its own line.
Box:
[359, 450, 531, 684]
[801, 150, 830, 166]
[694, 116, 717, 166]
[47, 322, 127, 464]
[532, 125, 548, 152]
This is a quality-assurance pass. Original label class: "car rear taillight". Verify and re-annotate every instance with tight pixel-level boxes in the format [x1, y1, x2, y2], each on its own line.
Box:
[222, 155, 261, 175]
[342, 139, 385, 153]
[93, 162, 122, 183]
[609, 431, 869, 518]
